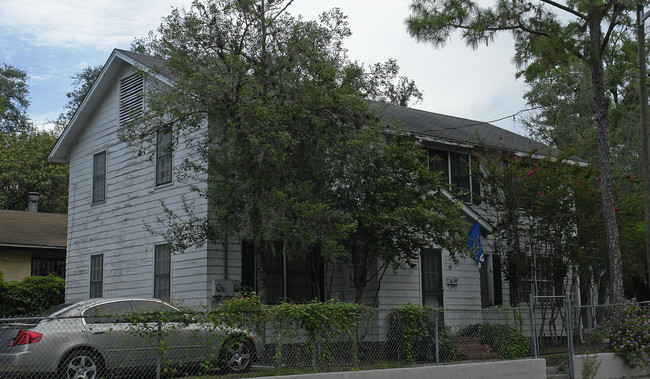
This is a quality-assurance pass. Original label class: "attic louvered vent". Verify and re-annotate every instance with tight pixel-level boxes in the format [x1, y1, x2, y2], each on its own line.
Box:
[118, 74, 144, 127]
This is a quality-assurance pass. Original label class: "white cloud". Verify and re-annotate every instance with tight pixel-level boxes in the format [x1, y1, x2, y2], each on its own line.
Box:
[291, 0, 528, 132]
[0, 0, 192, 49]
[4, 0, 530, 135]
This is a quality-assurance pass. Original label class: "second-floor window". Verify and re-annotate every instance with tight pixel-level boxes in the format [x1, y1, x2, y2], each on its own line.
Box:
[427, 149, 480, 203]
[156, 129, 172, 186]
[92, 151, 106, 203]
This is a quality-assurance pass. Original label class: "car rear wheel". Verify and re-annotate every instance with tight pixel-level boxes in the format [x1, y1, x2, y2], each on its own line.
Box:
[60, 349, 103, 379]
[220, 337, 253, 373]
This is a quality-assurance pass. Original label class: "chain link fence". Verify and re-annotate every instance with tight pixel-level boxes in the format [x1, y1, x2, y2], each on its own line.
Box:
[0, 302, 544, 379]
[4, 298, 640, 378]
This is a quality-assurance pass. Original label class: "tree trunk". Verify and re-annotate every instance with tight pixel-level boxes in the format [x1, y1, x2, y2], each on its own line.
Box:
[588, 19, 625, 303]
[636, 2, 650, 296]
[254, 237, 268, 304]
[352, 246, 368, 304]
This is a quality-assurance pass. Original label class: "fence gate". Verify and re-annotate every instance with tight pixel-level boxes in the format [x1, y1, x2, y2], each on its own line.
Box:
[530, 293, 574, 379]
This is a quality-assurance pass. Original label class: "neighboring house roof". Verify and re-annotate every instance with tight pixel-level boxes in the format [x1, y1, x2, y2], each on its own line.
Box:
[0, 210, 67, 249]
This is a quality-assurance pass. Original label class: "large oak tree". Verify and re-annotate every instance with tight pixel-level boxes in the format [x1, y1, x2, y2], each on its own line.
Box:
[122, 0, 467, 303]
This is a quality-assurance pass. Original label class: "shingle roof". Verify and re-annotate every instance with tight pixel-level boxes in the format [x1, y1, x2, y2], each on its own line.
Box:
[115, 49, 170, 77]
[0, 210, 67, 249]
[371, 102, 558, 156]
[89, 49, 556, 157]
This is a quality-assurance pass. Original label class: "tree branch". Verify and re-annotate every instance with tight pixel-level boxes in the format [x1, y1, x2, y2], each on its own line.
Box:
[539, 0, 587, 20]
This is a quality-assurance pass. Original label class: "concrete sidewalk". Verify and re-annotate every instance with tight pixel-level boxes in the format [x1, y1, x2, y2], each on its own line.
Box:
[259, 358, 547, 379]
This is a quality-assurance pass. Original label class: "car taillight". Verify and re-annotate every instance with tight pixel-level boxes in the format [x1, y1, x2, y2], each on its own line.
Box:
[7, 330, 42, 347]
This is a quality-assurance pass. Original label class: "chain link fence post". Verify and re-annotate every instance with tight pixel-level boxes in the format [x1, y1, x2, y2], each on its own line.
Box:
[566, 293, 574, 379]
[435, 310, 440, 364]
[156, 320, 162, 379]
[530, 293, 538, 358]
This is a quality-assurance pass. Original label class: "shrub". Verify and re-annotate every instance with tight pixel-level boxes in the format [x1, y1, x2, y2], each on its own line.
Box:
[388, 303, 459, 364]
[594, 301, 650, 368]
[271, 300, 368, 368]
[458, 323, 531, 359]
[0, 275, 65, 317]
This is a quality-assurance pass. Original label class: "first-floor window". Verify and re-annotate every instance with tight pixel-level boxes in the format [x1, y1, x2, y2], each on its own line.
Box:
[512, 255, 554, 304]
[90, 254, 104, 298]
[241, 241, 322, 304]
[421, 249, 443, 307]
[154, 244, 171, 299]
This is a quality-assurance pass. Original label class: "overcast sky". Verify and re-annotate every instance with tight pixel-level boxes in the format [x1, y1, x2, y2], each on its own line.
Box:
[0, 0, 530, 135]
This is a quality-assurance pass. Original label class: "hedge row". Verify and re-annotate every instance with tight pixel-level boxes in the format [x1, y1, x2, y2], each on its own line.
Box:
[0, 273, 65, 317]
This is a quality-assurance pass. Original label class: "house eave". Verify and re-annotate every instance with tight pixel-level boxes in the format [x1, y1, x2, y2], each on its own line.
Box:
[0, 243, 66, 250]
[49, 49, 172, 163]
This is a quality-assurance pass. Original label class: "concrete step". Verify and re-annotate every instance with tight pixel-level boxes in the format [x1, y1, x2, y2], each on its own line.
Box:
[546, 366, 558, 375]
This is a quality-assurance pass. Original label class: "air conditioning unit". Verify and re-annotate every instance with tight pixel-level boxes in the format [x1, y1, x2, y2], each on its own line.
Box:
[212, 279, 242, 297]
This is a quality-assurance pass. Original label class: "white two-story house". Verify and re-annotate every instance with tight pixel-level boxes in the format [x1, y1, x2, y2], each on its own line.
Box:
[49, 49, 553, 310]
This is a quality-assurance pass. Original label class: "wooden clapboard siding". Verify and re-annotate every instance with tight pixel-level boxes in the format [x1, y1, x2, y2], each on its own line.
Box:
[65, 66, 211, 306]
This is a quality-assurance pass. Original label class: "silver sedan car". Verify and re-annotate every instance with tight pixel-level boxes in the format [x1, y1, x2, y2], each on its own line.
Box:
[0, 298, 263, 378]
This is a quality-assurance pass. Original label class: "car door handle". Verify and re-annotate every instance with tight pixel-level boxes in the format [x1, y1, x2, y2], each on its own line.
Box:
[92, 331, 106, 334]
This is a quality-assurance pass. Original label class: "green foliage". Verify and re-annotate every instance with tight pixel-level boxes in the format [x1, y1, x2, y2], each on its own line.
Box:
[208, 293, 270, 338]
[331, 129, 468, 303]
[458, 323, 531, 359]
[473, 147, 646, 302]
[123, 0, 461, 303]
[272, 299, 370, 368]
[595, 301, 650, 368]
[581, 353, 602, 379]
[0, 63, 30, 133]
[0, 275, 65, 317]
[0, 130, 69, 213]
[124, 295, 374, 372]
[407, 0, 629, 302]
[388, 303, 459, 364]
[51, 65, 103, 133]
[473, 150, 608, 304]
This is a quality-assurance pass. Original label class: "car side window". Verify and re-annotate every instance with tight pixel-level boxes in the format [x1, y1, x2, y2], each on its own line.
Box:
[132, 300, 179, 322]
[132, 300, 176, 313]
[83, 301, 134, 324]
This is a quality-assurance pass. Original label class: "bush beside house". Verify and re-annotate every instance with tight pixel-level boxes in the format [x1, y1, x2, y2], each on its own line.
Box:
[0, 273, 65, 316]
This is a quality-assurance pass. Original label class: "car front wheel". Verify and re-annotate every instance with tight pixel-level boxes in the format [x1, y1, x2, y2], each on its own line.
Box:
[220, 337, 253, 373]
[60, 350, 102, 379]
